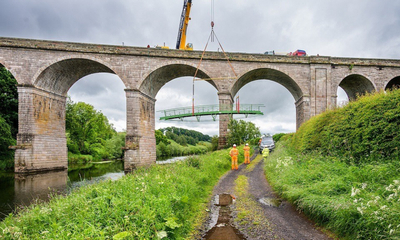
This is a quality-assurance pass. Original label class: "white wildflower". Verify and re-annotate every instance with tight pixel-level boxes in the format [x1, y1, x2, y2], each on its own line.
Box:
[390, 229, 395, 235]
[362, 183, 367, 189]
[351, 187, 360, 197]
[387, 193, 395, 201]
[380, 205, 388, 210]
[354, 199, 358, 203]
[357, 207, 363, 215]
[394, 180, 399, 185]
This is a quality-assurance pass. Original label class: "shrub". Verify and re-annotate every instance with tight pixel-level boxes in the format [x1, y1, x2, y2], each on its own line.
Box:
[292, 89, 400, 164]
[0, 116, 15, 169]
[272, 133, 287, 143]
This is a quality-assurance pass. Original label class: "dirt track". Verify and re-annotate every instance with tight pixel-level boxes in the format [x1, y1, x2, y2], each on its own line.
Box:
[195, 153, 335, 240]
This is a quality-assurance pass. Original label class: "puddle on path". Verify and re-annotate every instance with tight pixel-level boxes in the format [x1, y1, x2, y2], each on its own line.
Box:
[259, 197, 282, 207]
[203, 194, 246, 240]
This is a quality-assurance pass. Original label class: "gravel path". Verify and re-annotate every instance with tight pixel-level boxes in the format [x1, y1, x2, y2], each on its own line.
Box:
[195, 153, 335, 240]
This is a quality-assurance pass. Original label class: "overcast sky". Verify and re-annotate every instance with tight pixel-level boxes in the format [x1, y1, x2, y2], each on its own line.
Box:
[1, 0, 400, 136]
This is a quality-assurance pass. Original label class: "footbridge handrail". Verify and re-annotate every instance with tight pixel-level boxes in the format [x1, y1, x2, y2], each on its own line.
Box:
[158, 104, 264, 121]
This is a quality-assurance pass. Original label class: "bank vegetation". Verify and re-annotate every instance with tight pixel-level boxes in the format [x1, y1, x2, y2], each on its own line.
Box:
[0, 148, 247, 239]
[265, 89, 400, 239]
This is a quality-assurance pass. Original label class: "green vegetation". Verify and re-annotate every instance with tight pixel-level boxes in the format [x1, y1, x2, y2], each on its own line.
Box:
[0, 67, 18, 170]
[265, 90, 400, 239]
[155, 127, 213, 159]
[0, 149, 236, 239]
[156, 139, 211, 159]
[0, 116, 15, 170]
[66, 98, 125, 163]
[160, 127, 211, 146]
[227, 119, 261, 146]
[291, 90, 400, 163]
[0, 67, 18, 138]
[272, 133, 286, 143]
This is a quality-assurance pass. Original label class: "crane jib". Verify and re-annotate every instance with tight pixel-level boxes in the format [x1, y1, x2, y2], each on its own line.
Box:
[176, 0, 192, 50]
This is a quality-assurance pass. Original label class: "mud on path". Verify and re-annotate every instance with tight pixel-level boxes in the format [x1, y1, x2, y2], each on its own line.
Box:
[194, 153, 335, 240]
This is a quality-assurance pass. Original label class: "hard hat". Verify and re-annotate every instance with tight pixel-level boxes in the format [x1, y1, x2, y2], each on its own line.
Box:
[245, 143, 248, 146]
[233, 144, 236, 147]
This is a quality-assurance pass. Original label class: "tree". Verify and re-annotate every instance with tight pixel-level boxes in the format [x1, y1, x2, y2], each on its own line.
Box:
[66, 98, 116, 156]
[0, 67, 18, 138]
[155, 130, 170, 145]
[227, 119, 261, 146]
[0, 116, 15, 163]
[211, 135, 219, 151]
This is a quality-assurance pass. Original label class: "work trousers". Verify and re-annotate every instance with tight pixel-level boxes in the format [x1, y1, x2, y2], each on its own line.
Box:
[231, 156, 238, 170]
[244, 152, 250, 164]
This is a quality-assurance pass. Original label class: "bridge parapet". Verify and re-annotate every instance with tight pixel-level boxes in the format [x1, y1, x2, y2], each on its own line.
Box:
[2, 37, 400, 68]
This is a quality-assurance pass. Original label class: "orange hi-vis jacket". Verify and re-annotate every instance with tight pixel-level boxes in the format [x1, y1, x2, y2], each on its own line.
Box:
[243, 146, 250, 156]
[230, 148, 239, 157]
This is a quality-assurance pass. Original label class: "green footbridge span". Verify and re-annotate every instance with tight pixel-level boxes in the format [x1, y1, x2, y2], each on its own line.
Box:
[158, 104, 264, 121]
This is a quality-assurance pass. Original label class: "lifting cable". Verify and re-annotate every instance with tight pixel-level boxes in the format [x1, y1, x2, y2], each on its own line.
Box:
[192, 0, 238, 115]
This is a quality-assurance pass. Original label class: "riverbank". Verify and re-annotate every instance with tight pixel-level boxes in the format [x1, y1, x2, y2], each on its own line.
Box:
[0, 149, 235, 239]
[264, 140, 400, 239]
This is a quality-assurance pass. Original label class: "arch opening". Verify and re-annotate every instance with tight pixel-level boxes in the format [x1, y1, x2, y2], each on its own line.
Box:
[233, 80, 296, 135]
[385, 76, 400, 91]
[140, 64, 215, 99]
[68, 73, 127, 133]
[338, 74, 375, 101]
[336, 86, 349, 107]
[232, 68, 303, 101]
[155, 76, 219, 136]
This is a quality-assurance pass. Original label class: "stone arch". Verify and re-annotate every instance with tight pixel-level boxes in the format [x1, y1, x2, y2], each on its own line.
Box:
[385, 76, 400, 91]
[139, 63, 216, 98]
[231, 68, 303, 101]
[0, 61, 21, 84]
[338, 74, 375, 101]
[33, 58, 119, 96]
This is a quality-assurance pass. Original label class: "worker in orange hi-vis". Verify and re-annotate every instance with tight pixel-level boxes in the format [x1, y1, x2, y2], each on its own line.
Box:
[229, 144, 239, 170]
[243, 143, 250, 164]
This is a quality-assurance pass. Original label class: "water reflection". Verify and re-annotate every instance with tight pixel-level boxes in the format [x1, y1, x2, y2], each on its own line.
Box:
[0, 161, 124, 221]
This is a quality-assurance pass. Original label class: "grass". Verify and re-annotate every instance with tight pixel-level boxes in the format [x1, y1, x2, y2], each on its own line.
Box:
[264, 140, 400, 239]
[0, 149, 234, 239]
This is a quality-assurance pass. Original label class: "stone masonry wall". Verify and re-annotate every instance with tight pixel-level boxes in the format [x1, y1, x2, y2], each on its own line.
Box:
[124, 89, 156, 171]
[15, 86, 67, 173]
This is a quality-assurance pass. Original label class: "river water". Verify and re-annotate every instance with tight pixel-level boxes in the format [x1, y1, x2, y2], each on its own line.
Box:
[0, 156, 190, 221]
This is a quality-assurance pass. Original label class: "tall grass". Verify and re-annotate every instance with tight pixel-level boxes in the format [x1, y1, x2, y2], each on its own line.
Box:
[0, 149, 237, 239]
[265, 89, 400, 239]
[265, 142, 400, 239]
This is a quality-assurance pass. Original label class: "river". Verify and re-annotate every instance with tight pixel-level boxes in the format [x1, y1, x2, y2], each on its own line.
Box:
[0, 156, 190, 221]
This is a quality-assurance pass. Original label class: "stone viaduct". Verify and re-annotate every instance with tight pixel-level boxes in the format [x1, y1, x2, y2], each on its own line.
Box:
[1, 37, 400, 173]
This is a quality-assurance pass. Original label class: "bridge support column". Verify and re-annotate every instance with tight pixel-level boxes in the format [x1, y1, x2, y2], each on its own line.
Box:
[218, 92, 234, 149]
[14, 86, 67, 173]
[124, 89, 156, 172]
[310, 65, 333, 116]
[295, 95, 311, 129]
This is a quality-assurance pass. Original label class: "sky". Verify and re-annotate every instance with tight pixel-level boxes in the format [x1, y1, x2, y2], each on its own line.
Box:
[1, 0, 400, 136]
